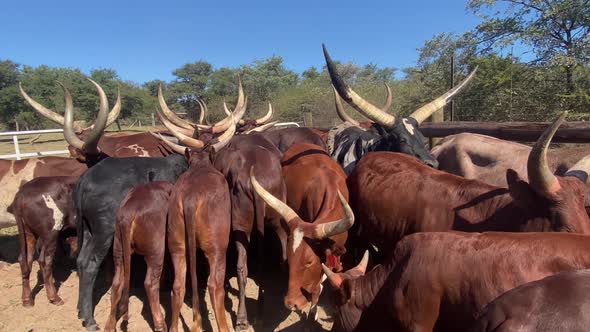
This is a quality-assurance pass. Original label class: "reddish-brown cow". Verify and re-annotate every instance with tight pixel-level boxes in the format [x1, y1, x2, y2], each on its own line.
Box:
[251, 143, 353, 315]
[167, 150, 232, 332]
[213, 133, 287, 331]
[0, 157, 87, 228]
[324, 231, 590, 332]
[8, 176, 78, 307]
[105, 181, 174, 332]
[347, 112, 590, 257]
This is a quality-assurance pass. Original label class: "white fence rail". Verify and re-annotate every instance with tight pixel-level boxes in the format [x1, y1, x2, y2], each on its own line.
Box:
[0, 129, 70, 160]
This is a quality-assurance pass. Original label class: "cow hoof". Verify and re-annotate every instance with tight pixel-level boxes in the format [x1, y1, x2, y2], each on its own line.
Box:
[84, 323, 100, 331]
[50, 297, 64, 306]
[22, 300, 34, 308]
[235, 321, 250, 331]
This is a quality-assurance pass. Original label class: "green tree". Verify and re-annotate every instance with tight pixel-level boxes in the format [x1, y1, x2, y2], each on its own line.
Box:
[468, 0, 590, 94]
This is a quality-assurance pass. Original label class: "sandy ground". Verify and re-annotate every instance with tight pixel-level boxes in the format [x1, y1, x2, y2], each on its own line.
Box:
[0, 227, 335, 332]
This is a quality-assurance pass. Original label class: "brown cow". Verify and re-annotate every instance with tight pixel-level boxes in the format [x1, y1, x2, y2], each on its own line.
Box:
[0, 157, 87, 228]
[167, 150, 232, 332]
[104, 181, 174, 332]
[347, 112, 590, 257]
[251, 143, 353, 316]
[324, 231, 590, 332]
[432, 132, 590, 212]
[20, 80, 175, 160]
[213, 133, 288, 330]
[8, 176, 78, 307]
[469, 269, 590, 332]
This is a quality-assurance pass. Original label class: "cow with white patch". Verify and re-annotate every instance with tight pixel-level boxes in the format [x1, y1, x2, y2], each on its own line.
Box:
[8, 176, 79, 307]
[250, 143, 355, 324]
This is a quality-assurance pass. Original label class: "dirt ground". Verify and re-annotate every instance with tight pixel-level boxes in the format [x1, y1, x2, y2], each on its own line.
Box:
[0, 227, 335, 332]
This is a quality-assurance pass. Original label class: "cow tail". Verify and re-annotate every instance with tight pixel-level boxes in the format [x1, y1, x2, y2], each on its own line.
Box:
[14, 197, 29, 274]
[185, 199, 199, 313]
[119, 216, 132, 318]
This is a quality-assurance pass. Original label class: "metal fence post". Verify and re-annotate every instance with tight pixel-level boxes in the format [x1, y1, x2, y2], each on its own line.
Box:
[12, 134, 21, 160]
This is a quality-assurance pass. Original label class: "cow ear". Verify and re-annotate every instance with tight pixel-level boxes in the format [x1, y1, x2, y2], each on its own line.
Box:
[507, 169, 537, 209]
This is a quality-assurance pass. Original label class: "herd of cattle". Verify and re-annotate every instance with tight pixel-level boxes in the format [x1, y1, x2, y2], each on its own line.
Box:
[2, 45, 590, 332]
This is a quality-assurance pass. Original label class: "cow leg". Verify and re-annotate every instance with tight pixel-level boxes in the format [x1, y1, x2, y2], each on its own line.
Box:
[76, 226, 92, 317]
[78, 236, 112, 331]
[144, 254, 166, 332]
[169, 251, 186, 332]
[40, 232, 63, 305]
[235, 233, 250, 331]
[19, 228, 36, 307]
[206, 250, 229, 332]
[104, 246, 124, 332]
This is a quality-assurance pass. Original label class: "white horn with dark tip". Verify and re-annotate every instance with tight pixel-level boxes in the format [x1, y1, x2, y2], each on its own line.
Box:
[311, 190, 354, 239]
[333, 85, 360, 126]
[527, 111, 567, 196]
[323, 44, 396, 127]
[409, 66, 478, 124]
[251, 173, 299, 222]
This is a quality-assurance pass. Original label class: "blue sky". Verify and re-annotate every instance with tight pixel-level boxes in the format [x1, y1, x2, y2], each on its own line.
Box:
[1, 0, 483, 84]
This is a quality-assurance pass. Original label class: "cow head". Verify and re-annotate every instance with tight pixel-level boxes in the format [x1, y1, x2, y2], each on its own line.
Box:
[322, 251, 370, 332]
[324, 44, 477, 169]
[250, 173, 355, 312]
[504, 112, 590, 233]
[152, 79, 245, 163]
[20, 81, 122, 161]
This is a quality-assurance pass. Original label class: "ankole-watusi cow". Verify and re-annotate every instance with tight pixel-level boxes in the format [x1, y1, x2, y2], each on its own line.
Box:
[324, 231, 590, 332]
[0, 157, 88, 229]
[105, 181, 174, 332]
[469, 269, 590, 332]
[69, 78, 244, 330]
[20, 81, 178, 160]
[166, 149, 232, 332]
[323, 44, 477, 174]
[8, 176, 78, 307]
[432, 132, 590, 212]
[347, 112, 590, 257]
[250, 143, 353, 317]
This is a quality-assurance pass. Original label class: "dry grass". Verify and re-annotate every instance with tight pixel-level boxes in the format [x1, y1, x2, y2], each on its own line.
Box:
[0, 126, 162, 158]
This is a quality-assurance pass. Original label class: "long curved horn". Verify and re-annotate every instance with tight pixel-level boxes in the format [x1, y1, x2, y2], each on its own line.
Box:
[60, 82, 85, 151]
[251, 172, 299, 222]
[210, 114, 237, 151]
[156, 109, 204, 149]
[565, 155, 590, 184]
[527, 112, 566, 196]
[82, 78, 109, 153]
[158, 84, 199, 130]
[311, 191, 354, 239]
[244, 121, 278, 134]
[105, 86, 122, 128]
[255, 102, 273, 124]
[223, 100, 232, 116]
[410, 66, 478, 124]
[323, 44, 396, 127]
[196, 98, 206, 124]
[19, 82, 65, 125]
[382, 83, 393, 112]
[333, 85, 360, 126]
[151, 132, 187, 154]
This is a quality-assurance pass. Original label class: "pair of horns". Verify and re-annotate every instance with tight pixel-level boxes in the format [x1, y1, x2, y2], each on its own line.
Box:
[250, 173, 355, 239]
[60, 79, 110, 154]
[19, 81, 121, 131]
[322, 250, 369, 288]
[157, 84, 208, 130]
[323, 44, 478, 127]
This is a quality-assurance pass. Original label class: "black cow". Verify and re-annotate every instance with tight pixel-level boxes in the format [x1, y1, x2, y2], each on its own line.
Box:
[74, 154, 188, 330]
[323, 44, 477, 174]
